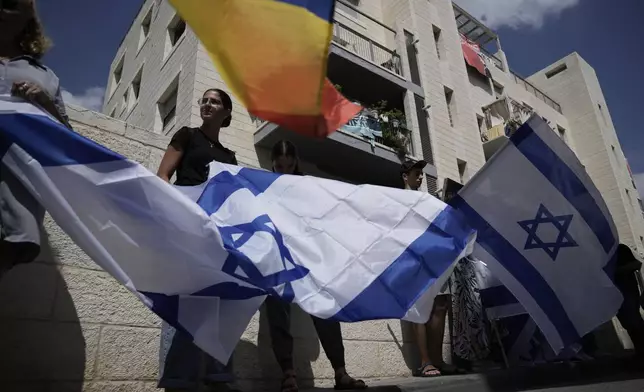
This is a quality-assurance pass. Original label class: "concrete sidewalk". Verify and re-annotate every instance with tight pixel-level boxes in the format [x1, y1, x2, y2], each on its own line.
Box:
[304, 356, 644, 392]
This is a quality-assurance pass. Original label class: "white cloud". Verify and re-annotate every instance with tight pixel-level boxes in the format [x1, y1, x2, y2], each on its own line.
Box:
[455, 0, 580, 29]
[61, 86, 106, 112]
[634, 173, 644, 200]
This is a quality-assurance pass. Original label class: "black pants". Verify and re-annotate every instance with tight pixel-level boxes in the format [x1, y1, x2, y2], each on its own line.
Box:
[615, 272, 644, 356]
[265, 296, 345, 372]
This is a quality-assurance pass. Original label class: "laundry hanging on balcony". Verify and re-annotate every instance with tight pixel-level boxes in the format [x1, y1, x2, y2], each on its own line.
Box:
[169, 0, 362, 138]
[460, 34, 488, 77]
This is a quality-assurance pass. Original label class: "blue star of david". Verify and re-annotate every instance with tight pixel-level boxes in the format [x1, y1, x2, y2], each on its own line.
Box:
[219, 214, 309, 302]
[518, 204, 578, 261]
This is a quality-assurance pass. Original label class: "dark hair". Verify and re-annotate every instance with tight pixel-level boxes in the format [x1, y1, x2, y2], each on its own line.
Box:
[271, 140, 303, 175]
[203, 88, 232, 127]
[18, 1, 52, 59]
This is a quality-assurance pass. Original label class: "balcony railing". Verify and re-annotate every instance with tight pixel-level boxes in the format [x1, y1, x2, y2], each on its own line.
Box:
[341, 110, 413, 155]
[332, 21, 403, 77]
[481, 48, 504, 71]
[511, 71, 562, 114]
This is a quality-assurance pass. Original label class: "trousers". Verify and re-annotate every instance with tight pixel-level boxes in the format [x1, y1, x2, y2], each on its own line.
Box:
[265, 296, 345, 372]
[615, 271, 644, 355]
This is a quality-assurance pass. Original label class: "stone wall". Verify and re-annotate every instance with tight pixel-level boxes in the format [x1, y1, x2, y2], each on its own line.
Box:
[0, 105, 439, 392]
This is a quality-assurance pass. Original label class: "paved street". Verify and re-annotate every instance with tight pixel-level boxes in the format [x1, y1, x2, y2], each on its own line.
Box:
[306, 356, 644, 392]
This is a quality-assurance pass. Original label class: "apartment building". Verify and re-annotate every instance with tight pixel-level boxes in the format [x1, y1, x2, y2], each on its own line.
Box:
[102, 0, 644, 255]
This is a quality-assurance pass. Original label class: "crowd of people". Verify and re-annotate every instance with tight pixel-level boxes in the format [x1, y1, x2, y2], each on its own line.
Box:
[2, 2, 644, 392]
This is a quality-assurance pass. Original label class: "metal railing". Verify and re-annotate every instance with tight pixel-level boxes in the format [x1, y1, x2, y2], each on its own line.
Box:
[332, 21, 403, 77]
[481, 48, 504, 71]
[511, 71, 562, 114]
[374, 125, 413, 155]
[341, 111, 413, 155]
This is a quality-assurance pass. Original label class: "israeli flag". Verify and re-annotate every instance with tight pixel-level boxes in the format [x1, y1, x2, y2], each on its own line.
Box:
[452, 115, 623, 353]
[0, 97, 475, 363]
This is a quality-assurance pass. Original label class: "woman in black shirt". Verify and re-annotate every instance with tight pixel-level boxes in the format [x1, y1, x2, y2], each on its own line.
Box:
[156, 88, 239, 391]
[157, 88, 237, 185]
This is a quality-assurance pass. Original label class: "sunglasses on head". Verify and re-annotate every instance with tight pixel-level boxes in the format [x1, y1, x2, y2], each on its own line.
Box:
[1, 0, 20, 11]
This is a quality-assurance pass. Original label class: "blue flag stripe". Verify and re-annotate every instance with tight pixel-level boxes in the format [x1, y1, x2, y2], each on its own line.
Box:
[0, 112, 125, 166]
[511, 123, 615, 253]
[451, 195, 580, 348]
[198, 168, 282, 215]
[332, 206, 474, 322]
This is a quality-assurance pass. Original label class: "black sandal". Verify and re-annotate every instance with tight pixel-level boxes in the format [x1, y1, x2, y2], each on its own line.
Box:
[334, 373, 367, 390]
[436, 363, 467, 375]
[415, 362, 442, 378]
[281, 370, 298, 392]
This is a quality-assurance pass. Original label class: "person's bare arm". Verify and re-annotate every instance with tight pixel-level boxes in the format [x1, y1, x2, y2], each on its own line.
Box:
[157, 146, 183, 183]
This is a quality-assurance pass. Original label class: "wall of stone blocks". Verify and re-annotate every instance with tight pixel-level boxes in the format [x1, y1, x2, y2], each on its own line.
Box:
[0, 106, 449, 391]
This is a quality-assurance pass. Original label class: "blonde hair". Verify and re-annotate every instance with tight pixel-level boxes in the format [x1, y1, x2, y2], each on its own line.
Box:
[18, 1, 51, 59]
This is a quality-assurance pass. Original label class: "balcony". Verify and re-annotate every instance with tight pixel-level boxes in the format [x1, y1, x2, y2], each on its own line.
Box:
[339, 106, 413, 156]
[480, 98, 533, 160]
[253, 49, 424, 188]
[332, 21, 402, 77]
[511, 71, 562, 114]
[481, 48, 504, 71]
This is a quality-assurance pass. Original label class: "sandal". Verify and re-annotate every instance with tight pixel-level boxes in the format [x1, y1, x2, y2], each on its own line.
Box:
[436, 363, 467, 375]
[334, 373, 367, 390]
[281, 370, 298, 392]
[415, 362, 442, 378]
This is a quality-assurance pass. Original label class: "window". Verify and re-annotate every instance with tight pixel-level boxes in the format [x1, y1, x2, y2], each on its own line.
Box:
[444, 87, 455, 127]
[415, 94, 432, 163]
[477, 115, 485, 135]
[336, 0, 360, 19]
[493, 83, 504, 98]
[611, 145, 620, 166]
[405, 31, 421, 86]
[165, 14, 186, 57]
[457, 159, 468, 183]
[121, 92, 128, 116]
[127, 67, 143, 112]
[432, 25, 442, 60]
[138, 6, 153, 50]
[109, 107, 116, 118]
[545, 63, 567, 79]
[157, 78, 179, 133]
[131, 67, 143, 102]
[110, 55, 124, 95]
[557, 125, 566, 143]
[598, 103, 608, 125]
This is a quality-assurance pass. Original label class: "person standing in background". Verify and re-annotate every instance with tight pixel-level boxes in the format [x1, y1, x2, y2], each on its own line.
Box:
[267, 140, 367, 392]
[156, 88, 240, 392]
[402, 161, 464, 377]
[1, 0, 72, 278]
[614, 243, 644, 360]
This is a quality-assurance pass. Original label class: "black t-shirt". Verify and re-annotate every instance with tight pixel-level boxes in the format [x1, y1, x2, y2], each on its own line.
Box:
[170, 126, 237, 186]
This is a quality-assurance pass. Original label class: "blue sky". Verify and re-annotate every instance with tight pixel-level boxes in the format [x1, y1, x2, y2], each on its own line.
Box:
[38, 0, 643, 194]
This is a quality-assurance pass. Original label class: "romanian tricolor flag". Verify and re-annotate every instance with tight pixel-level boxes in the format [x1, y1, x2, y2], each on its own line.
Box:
[169, 0, 362, 137]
